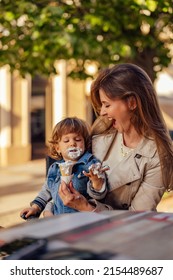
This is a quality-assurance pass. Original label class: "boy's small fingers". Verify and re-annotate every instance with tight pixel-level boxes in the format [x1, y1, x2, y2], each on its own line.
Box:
[83, 170, 91, 177]
[100, 165, 110, 172]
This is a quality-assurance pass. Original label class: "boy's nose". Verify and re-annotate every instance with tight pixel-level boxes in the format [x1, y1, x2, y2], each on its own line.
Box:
[69, 140, 76, 146]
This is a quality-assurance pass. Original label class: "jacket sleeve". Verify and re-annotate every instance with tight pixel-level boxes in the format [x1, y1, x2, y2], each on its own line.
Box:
[87, 180, 108, 200]
[88, 198, 113, 211]
[44, 200, 54, 214]
[129, 156, 165, 211]
[30, 181, 52, 211]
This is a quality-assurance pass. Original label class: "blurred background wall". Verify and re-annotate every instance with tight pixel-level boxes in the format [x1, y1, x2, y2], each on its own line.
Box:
[0, 60, 96, 166]
[0, 61, 173, 167]
[1, 1, 173, 167]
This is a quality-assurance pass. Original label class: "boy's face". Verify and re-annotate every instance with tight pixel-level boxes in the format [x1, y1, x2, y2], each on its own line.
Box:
[56, 132, 85, 161]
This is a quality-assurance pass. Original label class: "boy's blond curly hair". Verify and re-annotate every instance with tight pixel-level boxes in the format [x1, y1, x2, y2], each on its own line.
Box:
[48, 117, 91, 160]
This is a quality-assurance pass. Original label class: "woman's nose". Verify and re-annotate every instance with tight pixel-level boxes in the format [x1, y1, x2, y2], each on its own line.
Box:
[100, 106, 107, 116]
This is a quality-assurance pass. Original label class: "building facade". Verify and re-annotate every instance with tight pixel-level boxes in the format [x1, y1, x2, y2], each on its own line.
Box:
[0, 61, 173, 167]
[0, 60, 93, 166]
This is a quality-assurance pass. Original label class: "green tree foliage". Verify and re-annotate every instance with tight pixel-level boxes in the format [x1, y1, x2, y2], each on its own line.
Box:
[0, 0, 172, 81]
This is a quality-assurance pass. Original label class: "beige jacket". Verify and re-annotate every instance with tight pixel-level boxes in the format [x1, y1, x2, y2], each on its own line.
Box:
[91, 132, 165, 211]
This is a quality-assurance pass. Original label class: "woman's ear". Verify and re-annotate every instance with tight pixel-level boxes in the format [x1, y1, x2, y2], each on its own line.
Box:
[128, 95, 137, 110]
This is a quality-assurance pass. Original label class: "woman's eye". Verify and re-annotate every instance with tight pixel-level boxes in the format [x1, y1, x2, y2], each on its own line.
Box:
[63, 140, 69, 143]
[102, 103, 110, 108]
[75, 138, 82, 141]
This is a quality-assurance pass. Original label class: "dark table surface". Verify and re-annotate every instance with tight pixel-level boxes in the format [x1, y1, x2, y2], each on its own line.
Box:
[0, 210, 173, 260]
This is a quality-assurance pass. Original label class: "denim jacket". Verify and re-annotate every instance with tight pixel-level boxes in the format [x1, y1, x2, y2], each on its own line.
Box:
[32, 151, 107, 214]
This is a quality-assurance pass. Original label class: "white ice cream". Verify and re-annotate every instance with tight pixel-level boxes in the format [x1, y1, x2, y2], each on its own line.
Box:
[88, 163, 110, 179]
[67, 147, 83, 160]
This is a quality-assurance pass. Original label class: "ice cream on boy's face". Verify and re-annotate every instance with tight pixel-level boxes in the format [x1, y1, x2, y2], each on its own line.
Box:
[56, 132, 85, 161]
[56, 132, 85, 183]
[67, 147, 83, 160]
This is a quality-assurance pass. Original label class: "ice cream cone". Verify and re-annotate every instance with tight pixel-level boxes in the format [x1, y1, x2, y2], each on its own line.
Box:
[61, 174, 73, 184]
[59, 161, 74, 184]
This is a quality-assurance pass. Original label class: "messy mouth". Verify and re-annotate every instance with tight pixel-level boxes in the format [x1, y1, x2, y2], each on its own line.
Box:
[67, 147, 83, 159]
[68, 148, 78, 152]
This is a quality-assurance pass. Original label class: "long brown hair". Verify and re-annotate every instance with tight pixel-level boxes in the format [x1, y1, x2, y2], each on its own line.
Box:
[91, 63, 173, 190]
[49, 117, 91, 159]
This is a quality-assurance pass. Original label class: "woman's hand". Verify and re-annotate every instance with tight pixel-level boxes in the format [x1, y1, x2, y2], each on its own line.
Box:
[59, 181, 95, 212]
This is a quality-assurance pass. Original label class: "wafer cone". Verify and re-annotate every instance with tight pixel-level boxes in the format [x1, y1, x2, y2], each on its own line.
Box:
[59, 161, 74, 184]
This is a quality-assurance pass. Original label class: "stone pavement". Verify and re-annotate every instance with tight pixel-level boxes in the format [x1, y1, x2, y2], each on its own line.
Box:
[0, 159, 173, 229]
[0, 159, 46, 228]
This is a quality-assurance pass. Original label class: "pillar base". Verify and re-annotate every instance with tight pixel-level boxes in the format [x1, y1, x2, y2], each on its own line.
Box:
[0, 144, 32, 166]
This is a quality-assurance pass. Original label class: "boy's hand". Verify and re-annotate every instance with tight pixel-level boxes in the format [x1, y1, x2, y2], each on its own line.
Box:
[83, 163, 110, 191]
[20, 205, 40, 219]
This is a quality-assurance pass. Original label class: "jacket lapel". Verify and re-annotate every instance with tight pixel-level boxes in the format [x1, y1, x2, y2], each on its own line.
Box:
[92, 133, 117, 162]
[108, 154, 141, 190]
[92, 133, 157, 191]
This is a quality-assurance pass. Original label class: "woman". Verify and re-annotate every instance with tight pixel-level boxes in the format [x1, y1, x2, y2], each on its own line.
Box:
[59, 63, 173, 212]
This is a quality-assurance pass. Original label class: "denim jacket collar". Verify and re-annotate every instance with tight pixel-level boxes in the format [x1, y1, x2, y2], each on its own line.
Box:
[55, 151, 93, 166]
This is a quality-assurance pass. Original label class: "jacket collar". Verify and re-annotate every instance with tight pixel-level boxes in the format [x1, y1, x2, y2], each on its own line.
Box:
[55, 151, 93, 166]
[134, 136, 157, 158]
[92, 133, 117, 162]
[92, 132, 157, 161]
[75, 151, 93, 164]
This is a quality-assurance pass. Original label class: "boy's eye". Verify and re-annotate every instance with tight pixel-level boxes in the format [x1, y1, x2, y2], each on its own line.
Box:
[62, 138, 82, 143]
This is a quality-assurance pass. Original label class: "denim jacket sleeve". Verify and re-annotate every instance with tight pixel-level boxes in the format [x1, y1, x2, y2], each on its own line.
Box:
[86, 155, 108, 200]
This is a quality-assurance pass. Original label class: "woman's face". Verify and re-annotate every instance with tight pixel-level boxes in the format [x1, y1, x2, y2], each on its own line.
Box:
[99, 89, 133, 133]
